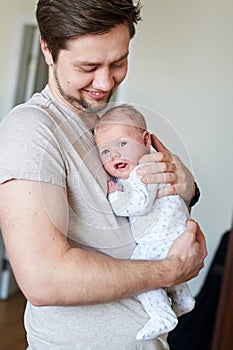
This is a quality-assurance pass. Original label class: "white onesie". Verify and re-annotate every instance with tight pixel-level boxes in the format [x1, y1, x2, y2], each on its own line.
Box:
[108, 165, 195, 341]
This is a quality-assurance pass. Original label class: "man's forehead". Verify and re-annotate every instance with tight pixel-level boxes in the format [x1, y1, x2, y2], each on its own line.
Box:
[64, 24, 130, 61]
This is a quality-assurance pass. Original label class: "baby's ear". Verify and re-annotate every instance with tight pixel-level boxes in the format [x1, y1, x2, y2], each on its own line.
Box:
[143, 131, 151, 150]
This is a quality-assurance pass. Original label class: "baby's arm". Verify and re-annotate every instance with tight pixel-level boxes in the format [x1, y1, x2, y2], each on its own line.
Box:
[108, 168, 159, 217]
[107, 180, 123, 193]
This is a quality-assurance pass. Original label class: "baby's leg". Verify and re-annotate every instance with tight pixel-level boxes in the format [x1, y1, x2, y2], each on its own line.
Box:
[167, 283, 195, 317]
[136, 288, 178, 341]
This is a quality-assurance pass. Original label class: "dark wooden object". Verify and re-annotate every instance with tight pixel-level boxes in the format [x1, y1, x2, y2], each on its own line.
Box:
[211, 218, 233, 350]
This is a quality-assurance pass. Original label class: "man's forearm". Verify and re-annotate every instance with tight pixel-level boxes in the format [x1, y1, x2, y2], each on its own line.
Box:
[30, 244, 171, 306]
[36, 221, 207, 306]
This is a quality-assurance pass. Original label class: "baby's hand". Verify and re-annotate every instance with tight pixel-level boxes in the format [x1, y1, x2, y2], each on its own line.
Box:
[107, 181, 123, 193]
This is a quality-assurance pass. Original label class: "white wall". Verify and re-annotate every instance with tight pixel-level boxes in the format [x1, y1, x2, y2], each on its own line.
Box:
[0, 0, 37, 118]
[0, 1, 232, 296]
[117, 0, 233, 295]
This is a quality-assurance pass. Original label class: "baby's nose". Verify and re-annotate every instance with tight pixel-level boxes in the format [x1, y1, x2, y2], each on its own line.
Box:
[111, 149, 121, 159]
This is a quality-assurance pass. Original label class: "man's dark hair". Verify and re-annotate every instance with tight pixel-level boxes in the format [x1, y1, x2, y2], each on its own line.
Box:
[36, 0, 142, 61]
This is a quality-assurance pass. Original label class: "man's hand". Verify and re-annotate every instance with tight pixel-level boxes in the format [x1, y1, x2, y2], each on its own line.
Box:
[138, 134, 195, 202]
[164, 220, 207, 287]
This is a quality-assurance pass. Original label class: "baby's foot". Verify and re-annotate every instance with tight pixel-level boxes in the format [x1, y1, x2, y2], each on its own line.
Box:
[136, 317, 178, 341]
[172, 298, 195, 317]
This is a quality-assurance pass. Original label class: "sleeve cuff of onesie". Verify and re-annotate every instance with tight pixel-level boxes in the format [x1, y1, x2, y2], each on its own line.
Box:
[186, 181, 201, 208]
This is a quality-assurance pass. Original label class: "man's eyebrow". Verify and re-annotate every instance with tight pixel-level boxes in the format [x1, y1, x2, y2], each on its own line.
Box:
[112, 52, 129, 63]
[73, 52, 129, 66]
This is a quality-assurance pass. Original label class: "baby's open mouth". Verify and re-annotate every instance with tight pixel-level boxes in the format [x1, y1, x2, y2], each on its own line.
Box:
[114, 162, 127, 169]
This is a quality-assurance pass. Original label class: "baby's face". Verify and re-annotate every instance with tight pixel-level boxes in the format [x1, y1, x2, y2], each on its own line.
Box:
[95, 123, 149, 179]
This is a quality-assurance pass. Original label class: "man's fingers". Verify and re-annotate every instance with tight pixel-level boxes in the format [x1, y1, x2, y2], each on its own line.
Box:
[186, 220, 198, 234]
[195, 224, 208, 258]
[156, 184, 179, 198]
[139, 161, 176, 174]
[138, 152, 172, 164]
[186, 220, 208, 260]
[151, 134, 169, 153]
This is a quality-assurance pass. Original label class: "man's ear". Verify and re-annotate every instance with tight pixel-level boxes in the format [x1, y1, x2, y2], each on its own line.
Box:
[40, 37, 54, 66]
[143, 131, 151, 150]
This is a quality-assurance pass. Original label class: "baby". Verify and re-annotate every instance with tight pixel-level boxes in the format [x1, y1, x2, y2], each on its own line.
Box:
[94, 104, 195, 341]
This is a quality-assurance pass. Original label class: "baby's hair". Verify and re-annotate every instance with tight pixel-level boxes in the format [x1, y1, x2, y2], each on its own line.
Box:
[94, 104, 147, 134]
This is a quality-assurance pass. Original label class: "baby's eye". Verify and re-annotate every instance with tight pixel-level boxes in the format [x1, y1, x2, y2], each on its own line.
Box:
[119, 141, 127, 148]
[102, 149, 110, 155]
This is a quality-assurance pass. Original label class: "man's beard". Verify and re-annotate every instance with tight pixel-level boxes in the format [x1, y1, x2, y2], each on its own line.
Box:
[54, 67, 112, 114]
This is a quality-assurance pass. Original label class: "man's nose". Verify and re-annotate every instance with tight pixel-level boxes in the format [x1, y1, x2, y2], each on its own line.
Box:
[92, 68, 115, 91]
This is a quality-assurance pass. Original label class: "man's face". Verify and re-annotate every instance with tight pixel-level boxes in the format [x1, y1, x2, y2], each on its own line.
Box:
[47, 24, 130, 114]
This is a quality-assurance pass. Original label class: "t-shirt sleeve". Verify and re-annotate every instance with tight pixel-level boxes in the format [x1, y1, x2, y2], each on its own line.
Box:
[0, 105, 66, 187]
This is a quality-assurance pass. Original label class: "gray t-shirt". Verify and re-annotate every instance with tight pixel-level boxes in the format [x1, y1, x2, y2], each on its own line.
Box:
[0, 86, 169, 350]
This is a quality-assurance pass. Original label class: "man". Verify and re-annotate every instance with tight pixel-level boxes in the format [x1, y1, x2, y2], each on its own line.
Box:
[0, 1, 206, 349]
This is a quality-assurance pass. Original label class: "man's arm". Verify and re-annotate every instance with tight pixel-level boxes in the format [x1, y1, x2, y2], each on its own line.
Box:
[0, 180, 206, 306]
